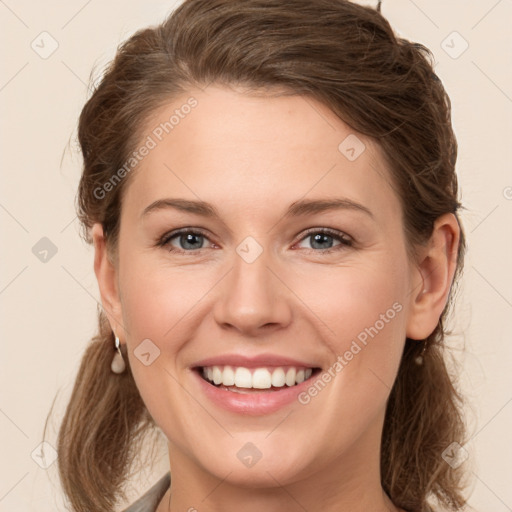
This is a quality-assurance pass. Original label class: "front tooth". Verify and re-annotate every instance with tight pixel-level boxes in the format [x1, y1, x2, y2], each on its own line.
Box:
[271, 368, 286, 387]
[252, 368, 272, 389]
[295, 369, 305, 384]
[212, 366, 223, 385]
[285, 368, 296, 386]
[234, 367, 252, 388]
[222, 365, 235, 386]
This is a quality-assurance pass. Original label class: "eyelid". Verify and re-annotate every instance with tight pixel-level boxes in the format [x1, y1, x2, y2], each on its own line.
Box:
[295, 227, 353, 245]
[157, 227, 215, 250]
[157, 226, 354, 254]
[291, 227, 353, 254]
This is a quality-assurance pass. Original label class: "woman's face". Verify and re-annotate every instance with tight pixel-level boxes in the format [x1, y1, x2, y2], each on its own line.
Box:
[100, 85, 425, 487]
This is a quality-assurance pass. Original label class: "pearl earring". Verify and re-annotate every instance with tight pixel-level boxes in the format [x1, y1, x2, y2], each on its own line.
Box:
[111, 333, 126, 374]
[414, 340, 427, 365]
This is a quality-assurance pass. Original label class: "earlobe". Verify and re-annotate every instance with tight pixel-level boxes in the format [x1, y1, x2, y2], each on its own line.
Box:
[91, 223, 124, 339]
[406, 213, 460, 340]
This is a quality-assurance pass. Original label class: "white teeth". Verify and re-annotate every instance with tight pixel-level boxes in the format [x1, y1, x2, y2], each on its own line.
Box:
[212, 366, 223, 385]
[271, 368, 286, 387]
[285, 368, 296, 386]
[201, 365, 315, 389]
[234, 367, 252, 388]
[252, 368, 272, 389]
[222, 365, 235, 386]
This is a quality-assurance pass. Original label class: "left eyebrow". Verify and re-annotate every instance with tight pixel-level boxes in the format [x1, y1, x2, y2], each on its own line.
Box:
[284, 198, 374, 220]
[140, 197, 374, 220]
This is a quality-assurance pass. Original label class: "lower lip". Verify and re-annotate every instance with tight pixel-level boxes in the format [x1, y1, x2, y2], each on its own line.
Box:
[192, 369, 318, 415]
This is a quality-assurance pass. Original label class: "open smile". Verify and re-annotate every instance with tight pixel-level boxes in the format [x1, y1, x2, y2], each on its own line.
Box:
[191, 358, 322, 415]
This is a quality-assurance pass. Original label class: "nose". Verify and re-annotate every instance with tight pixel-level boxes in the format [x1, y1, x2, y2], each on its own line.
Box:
[213, 248, 293, 337]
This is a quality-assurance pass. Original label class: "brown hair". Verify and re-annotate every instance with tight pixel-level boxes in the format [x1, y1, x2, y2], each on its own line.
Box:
[47, 0, 469, 510]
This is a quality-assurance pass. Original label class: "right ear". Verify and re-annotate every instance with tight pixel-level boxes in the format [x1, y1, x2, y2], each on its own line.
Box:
[91, 223, 125, 341]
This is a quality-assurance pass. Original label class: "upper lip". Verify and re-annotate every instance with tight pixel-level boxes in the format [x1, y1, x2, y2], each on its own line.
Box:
[192, 353, 320, 369]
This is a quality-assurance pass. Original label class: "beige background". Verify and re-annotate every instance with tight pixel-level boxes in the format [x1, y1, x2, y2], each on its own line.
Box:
[1, 0, 511, 510]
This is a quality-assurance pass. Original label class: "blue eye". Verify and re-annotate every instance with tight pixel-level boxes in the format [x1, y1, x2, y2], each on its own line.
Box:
[158, 229, 212, 253]
[156, 227, 353, 255]
[296, 228, 353, 253]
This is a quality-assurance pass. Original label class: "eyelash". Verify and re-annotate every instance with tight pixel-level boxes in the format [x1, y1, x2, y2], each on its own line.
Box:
[156, 227, 354, 255]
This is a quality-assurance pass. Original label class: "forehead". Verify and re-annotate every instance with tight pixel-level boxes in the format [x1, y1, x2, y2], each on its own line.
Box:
[121, 85, 401, 225]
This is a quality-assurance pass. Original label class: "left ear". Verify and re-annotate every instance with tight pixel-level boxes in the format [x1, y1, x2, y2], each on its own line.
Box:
[406, 212, 460, 340]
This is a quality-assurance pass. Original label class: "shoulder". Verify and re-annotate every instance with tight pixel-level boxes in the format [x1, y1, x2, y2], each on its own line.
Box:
[122, 472, 171, 512]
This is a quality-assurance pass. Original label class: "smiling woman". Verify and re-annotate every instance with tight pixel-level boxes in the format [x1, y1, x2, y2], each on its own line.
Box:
[48, 1, 469, 511]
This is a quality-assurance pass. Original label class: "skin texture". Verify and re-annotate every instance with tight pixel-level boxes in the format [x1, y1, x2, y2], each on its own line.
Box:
[92, 85, 459, 512]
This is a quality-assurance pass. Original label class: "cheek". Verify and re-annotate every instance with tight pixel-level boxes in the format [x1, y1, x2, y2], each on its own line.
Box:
[118, 261, 198, 439]
[119, 252, 210, 341]
[287, 263, 408, 446]
[117, 254, 223, 415]
[296, 256, 408, 395]
[117, 256, 184, 382]
[338, 272, 405, 350]
[301, 256, 407, 343]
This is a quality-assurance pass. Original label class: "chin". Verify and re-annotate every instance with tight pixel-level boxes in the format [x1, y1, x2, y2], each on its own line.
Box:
[195, 441, 317, 489]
